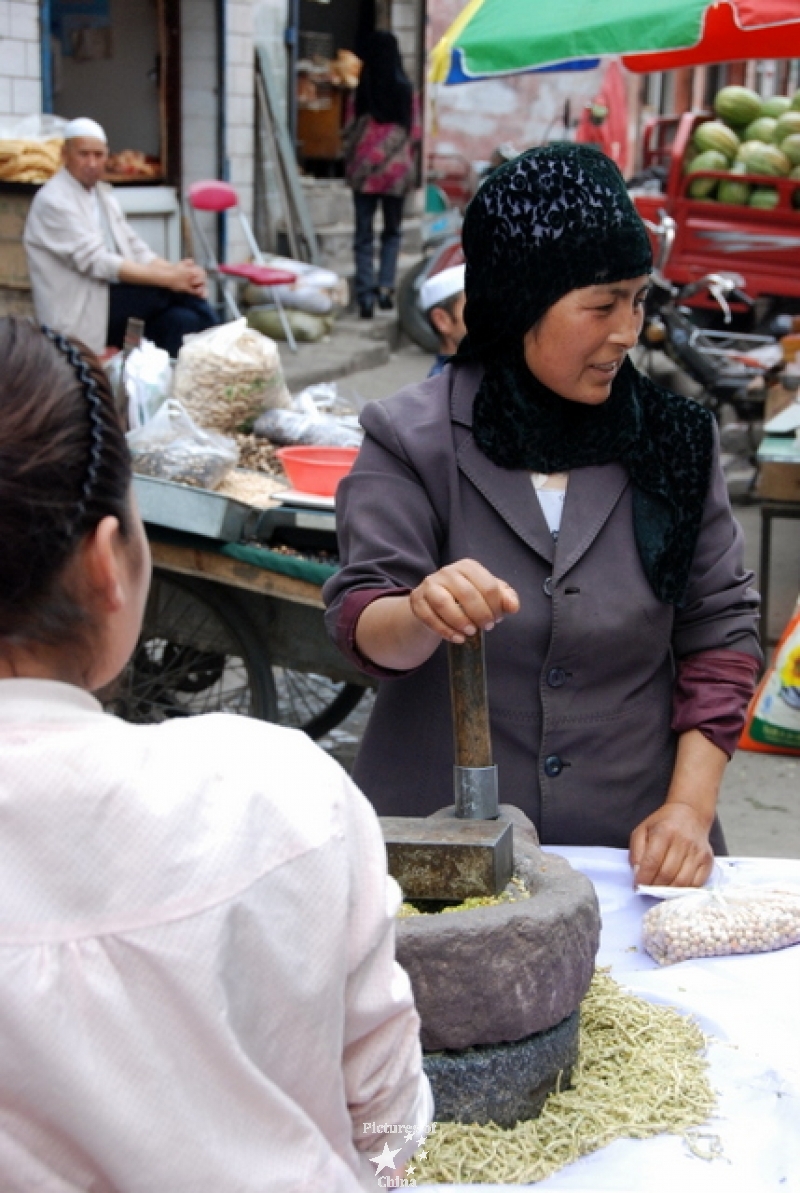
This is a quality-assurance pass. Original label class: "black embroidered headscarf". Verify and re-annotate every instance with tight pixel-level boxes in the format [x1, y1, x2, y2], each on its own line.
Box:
[457, 143, 714, 607]
[355, 31, 413, 131]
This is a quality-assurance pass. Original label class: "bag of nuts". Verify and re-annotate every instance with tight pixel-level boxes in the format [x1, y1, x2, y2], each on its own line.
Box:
[643, 885, 800, 966]
[173, 318, 292, 434]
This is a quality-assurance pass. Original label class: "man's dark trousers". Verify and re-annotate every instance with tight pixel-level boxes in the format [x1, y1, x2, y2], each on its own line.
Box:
[107, 284, 219, 359]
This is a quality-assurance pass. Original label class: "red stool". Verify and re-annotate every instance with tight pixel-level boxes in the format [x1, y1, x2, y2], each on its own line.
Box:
[187, 180, 299, 351]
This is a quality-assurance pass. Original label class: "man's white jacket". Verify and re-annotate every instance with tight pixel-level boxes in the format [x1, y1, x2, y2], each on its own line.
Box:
[23, 167, 156, 353]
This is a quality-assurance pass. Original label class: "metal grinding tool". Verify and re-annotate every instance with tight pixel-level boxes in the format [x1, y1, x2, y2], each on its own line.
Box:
[381, 631, 513, 901]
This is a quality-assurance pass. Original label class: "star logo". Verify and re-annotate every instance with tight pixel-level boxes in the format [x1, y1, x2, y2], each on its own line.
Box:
[369, 1141, 402, 1175]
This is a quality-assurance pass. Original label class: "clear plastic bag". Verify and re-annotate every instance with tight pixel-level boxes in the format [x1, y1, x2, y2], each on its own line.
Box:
[127, 398, 238, 489]
[642, 884, 800, 965]
[253, 382, 363, 447]
[105, 339, 173, 429]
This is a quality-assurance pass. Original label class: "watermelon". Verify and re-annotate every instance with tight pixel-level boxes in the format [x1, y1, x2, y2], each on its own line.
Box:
[791, 166, 800, 179]
[685, 149, 728, 197]
[714, 85, 763, 126]
[775, 111, 800, 141]
[780, 134, 800, 167]
[737, 141, 792, 177]
[749, 186, 780, 210]
[761, 96, 792, 119]
[743, 116, 778, 143]
[791, 89, 800, 111]
[717, 177, 751, 205]
[692, 119, 739, 160]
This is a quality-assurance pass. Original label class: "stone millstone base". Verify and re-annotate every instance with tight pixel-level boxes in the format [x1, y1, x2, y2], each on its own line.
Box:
[396, 806, 600, 1051]
[423, 1009, 579, 1128]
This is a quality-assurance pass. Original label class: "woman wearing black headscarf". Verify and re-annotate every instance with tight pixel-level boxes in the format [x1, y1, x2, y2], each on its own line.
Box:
[325, 144, 762, 888]
[344, 31, 418, 318]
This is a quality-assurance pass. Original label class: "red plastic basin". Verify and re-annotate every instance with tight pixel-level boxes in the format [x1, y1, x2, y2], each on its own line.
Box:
[275, 446, 359, 497]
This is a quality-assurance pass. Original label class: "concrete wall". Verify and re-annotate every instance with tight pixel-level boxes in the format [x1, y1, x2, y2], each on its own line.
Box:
[0, 0, 42, 120]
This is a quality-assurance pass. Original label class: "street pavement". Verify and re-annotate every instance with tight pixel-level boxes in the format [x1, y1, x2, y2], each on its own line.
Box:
[313, 336, 800, 860]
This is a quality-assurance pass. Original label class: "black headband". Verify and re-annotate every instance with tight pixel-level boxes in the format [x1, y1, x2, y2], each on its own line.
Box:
[40, 325, 105, 531]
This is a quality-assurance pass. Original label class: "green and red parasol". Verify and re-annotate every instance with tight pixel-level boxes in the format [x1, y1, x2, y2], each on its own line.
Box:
[430, 1, 800, 84]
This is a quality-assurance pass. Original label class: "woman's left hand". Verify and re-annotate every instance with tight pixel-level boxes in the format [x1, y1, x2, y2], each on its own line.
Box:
[629, 802, 714, 888]
[629, 728, 727, 888]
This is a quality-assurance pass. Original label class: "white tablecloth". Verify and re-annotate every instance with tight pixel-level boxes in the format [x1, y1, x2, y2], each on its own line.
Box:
[437, 847, 800, 1193]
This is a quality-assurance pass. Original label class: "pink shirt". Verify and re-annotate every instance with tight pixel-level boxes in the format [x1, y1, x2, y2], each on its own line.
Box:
[0, 679, 431, 1191]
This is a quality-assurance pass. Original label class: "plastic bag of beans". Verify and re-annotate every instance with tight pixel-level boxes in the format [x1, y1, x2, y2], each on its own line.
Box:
[127, 398, 238, 489]
[642, 885, 800, 966]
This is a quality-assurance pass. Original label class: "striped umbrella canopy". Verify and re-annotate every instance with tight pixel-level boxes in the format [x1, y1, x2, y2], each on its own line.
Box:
[430, 1, 800, 84]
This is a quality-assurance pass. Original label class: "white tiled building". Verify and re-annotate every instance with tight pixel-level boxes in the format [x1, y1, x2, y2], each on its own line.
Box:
[0, 0, 42, 120]
[1, 1, 427, 315]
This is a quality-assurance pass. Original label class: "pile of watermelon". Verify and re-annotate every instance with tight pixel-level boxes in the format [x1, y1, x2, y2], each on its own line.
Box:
[684, 85, 800, 209]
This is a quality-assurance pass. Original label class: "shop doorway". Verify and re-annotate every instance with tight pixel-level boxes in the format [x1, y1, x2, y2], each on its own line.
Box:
[292, 0, 386, 177]
[43, 0, 181, 186]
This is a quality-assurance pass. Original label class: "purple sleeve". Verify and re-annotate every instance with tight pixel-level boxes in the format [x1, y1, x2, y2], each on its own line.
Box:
[333, 587, 414, 679]
[671, 649, 760, 758]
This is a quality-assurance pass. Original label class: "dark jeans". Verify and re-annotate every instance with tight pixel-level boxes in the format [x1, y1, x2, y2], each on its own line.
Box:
[107, 283, 219, 360]
[352, 192, 405, 305]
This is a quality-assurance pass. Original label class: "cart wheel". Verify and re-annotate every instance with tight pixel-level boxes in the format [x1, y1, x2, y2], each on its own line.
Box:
[271, 670, 366, 740]
[106, 574, 276, 723]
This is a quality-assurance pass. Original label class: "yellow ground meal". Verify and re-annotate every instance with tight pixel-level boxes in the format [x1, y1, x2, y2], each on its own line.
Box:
[412, 969, 717, 1185]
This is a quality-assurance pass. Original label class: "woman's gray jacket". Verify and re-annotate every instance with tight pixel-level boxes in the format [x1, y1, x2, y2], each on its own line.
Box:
[323, 362, 761, 849]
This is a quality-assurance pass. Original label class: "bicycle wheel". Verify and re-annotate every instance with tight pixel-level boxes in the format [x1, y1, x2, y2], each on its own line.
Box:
[107, 575, 276, 723]
[272, 669, 366, 740]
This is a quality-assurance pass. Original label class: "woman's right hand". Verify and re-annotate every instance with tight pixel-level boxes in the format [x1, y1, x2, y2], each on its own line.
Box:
[409, 558, 520, 644]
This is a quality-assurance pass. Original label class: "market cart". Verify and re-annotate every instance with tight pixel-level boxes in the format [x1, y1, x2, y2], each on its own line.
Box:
[109, 475, 372, 738]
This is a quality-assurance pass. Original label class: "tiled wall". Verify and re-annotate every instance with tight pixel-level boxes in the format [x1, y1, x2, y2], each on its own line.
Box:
[225, 0, 255, 263]
[0, 0, 42, 120]
[181, 0, 255, 264]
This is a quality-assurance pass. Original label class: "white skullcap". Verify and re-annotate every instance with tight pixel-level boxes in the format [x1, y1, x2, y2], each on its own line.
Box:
[419, 264, 465, 312]
[63, 117, 107, 143]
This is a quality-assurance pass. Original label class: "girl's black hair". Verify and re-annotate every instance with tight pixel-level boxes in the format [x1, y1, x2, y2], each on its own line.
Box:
[0, 317, 132, 647]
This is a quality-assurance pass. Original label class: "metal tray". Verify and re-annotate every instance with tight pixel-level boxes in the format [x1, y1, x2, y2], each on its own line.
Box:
[133, 473, 339, 549]
[133, 474, 254, 541]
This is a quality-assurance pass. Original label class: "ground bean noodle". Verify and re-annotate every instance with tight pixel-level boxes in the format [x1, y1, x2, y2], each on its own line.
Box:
[412, 970, 716, 1185]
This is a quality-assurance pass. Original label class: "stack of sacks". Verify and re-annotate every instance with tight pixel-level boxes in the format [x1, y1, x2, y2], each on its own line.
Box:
[243, 258, 347, 343]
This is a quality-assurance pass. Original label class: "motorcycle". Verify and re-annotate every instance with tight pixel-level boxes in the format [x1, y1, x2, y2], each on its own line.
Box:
[637, 213, 786, 486]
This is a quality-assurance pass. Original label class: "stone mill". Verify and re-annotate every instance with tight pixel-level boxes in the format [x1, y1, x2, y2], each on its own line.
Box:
[381, 633, 601, 1126]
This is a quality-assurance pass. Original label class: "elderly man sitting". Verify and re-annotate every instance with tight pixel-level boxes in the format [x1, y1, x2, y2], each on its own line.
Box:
[24, 117, 218, 357]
